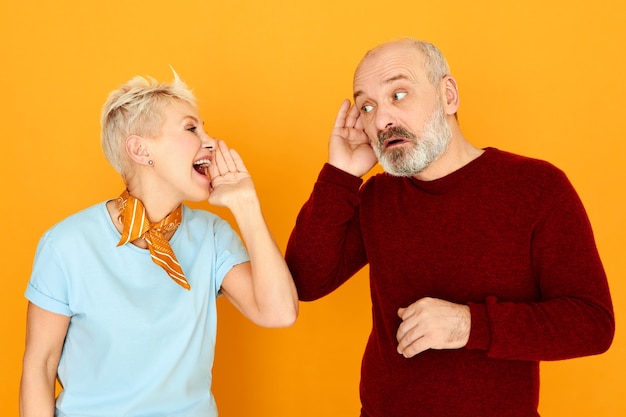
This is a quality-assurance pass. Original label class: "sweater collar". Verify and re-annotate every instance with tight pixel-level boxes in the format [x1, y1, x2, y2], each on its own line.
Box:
[406, 147, 496, 194]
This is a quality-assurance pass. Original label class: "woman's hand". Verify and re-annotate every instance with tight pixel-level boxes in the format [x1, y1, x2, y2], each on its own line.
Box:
[207, 140, 255, 208]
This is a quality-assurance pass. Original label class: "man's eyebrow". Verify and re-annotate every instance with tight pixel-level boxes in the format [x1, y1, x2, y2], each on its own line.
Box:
[386, 74, 410, 83]
[353, 74, 411, 100]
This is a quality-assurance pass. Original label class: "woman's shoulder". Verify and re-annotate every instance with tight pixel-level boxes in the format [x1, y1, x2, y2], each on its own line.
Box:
[45, 201, 110, 235]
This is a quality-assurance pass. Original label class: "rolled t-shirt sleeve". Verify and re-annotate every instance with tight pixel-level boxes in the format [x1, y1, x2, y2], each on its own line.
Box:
[25, 232, 73, 316]
[213, 218, 250, 297]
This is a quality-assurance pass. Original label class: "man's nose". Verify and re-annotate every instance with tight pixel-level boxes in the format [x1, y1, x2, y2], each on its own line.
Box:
[374, 103, 395, 132]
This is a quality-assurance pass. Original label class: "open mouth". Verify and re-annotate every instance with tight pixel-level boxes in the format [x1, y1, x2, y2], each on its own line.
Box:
[193, 159, 211, 176]
[379, 126, 416, 150]
[384, 138, 409, 149]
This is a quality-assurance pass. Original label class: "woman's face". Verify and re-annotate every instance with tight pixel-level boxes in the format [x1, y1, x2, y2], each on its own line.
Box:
[147, 100, 216, 202]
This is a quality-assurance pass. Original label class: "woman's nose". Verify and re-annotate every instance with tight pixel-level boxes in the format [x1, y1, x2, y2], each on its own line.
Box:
[200, 131, 216, 149]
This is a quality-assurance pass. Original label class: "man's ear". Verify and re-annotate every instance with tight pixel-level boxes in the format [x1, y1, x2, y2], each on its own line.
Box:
[125, 135, 151, 166]
[441, 75, 460, 115]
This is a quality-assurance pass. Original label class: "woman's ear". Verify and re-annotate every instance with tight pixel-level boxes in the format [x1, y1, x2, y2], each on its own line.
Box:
[441, 75, 460, 115]
[125, 135, 152, 166]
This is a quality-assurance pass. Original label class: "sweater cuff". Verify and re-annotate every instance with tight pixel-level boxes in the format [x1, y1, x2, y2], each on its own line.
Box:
[466, 302, 491, 351]
[318, 163, 364, 191]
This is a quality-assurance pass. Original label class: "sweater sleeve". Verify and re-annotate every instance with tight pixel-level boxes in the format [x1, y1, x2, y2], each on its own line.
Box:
[466, 169, 615, 360]
[285, 164, 368, 301]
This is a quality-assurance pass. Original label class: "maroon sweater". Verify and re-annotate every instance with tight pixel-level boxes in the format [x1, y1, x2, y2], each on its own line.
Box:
[286, 148, 614, 417]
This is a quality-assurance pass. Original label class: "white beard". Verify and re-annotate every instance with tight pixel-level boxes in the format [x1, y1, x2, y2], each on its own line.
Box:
[374, 101, 452, 177]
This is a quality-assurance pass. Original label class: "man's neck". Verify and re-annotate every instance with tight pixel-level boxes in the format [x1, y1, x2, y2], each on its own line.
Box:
[414, 135, 483, 181]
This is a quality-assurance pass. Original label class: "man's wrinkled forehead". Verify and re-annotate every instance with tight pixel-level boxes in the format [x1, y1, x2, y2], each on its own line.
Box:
[353, 74, 413, 100]
[353, 43, 425, 99]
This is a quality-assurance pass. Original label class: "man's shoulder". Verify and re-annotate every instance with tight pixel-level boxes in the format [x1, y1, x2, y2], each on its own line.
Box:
[483, 148, 576, 203]
[486, 147, 566, 180]
[488, 147, 559, 169]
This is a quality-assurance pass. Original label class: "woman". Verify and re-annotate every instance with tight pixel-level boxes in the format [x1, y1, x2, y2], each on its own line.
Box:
[20, 72, 298, 417]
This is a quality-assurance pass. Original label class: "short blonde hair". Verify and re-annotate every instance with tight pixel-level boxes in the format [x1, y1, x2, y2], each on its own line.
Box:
[100, 70, 196, 177]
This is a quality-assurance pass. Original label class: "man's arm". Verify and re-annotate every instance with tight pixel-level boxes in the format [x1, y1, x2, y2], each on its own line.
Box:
[395, 172, 614, 360]
[471, 175, 614, 361]
[286, 164, 368, 300]
[286, 100, 377, 300]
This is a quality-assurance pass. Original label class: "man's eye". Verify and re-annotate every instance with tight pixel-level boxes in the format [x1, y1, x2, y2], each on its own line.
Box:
[361, 104, 374, 113]
[393, 92, 407, 101]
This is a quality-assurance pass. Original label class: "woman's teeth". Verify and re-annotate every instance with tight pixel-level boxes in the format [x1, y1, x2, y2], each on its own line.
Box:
[194, 159, 211, 175]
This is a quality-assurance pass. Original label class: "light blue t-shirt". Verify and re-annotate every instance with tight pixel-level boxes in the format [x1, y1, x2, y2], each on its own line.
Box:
[25, 202, 250, 417]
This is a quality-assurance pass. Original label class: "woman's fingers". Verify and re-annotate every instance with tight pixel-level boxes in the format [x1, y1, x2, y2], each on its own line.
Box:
[228, 148, 248, 173]
[216, 140, 238, 173]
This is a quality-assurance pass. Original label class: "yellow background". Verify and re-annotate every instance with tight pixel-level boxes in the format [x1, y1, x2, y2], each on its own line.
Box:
[1, 0, 624, 415]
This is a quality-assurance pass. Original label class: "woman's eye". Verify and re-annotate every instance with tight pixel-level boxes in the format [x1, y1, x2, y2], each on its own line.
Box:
[187, 126, 198, 133]
[393, 92, 407, 101]
[361, 104, 374, 113]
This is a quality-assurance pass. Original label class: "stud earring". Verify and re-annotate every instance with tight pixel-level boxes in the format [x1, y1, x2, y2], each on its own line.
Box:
[148, 160, 154, 166]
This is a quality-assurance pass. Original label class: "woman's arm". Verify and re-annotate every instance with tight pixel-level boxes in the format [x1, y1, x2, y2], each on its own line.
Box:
[209, 140, 298, 327]
[20, 302, 70, 417]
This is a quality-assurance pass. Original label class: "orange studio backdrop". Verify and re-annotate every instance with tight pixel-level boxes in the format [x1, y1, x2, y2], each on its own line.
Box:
[1, 0, 624, 416]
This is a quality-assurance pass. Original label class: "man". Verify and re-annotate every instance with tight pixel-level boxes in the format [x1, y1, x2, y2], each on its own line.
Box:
[285, 38, 614, 417]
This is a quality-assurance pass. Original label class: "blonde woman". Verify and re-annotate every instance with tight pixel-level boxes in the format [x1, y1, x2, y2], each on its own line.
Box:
[20, 72, 298, 417]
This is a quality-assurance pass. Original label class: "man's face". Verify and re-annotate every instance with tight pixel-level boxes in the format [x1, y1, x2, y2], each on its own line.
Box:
[353, 43, 451, 177]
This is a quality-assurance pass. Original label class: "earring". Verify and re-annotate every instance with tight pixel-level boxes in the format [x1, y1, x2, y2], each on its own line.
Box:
[148, 160, 154, 166]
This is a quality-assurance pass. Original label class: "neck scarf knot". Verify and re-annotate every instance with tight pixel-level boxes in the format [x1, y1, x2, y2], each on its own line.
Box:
[116, 190, 190, 290]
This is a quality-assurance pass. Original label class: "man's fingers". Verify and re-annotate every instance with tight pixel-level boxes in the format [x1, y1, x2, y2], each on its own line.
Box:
[398, 336, 430, 358]
[396, 311, 416, 345]
[332, 100, 352, 129]
[354, 109, 364, 130]
[396, 319, 423, 357]
[344, 101, 360, 128]
[396, 298, 471, 358]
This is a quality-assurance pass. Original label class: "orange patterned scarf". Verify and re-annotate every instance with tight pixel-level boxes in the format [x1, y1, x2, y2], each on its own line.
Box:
[116, 190, 190, 290]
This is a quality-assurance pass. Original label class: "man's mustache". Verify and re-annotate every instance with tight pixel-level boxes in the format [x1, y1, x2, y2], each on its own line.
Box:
[377, 126, 417, 146]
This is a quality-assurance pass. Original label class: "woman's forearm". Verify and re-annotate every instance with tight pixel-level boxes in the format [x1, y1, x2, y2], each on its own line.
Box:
[230, 195, 298, 327]
[20, 361, 57, 417]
